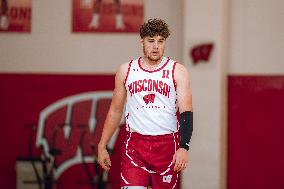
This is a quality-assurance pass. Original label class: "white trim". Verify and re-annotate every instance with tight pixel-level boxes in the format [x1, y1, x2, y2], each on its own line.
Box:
[121, 173, 130, 184]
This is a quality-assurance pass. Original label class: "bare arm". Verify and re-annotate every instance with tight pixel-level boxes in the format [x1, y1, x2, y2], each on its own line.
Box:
[175, 63, 192, 113]
[172, 63, 192, 172]
[98, 62, 128, 170]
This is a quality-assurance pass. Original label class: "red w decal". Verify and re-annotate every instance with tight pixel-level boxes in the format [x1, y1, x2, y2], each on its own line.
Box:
[190, 43, 214, 64]
[143, 94, 155, 105]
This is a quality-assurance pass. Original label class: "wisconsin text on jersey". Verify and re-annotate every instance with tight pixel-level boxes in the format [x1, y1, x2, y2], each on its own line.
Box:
[127, 79, 171, 98]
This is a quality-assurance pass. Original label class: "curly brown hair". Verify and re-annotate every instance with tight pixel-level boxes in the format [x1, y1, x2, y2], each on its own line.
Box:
[139, 18, 170, 39]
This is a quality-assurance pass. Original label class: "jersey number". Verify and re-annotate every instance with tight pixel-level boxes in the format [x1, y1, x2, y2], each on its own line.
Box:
[162, 70, 170, 79]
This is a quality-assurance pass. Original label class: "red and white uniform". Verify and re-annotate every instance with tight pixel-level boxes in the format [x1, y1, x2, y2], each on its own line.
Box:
[124, 56, 178, 135]
[121, 57, 180, 189]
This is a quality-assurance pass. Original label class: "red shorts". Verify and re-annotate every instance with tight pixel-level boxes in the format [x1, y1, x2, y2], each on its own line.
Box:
[120, 131, 179, 189]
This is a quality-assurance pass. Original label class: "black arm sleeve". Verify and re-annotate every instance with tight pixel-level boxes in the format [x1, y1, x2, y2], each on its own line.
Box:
[179, 111, 193, 151]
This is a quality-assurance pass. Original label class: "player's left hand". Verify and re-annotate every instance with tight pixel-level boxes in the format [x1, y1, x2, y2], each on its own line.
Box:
[172, 148, 189, 172]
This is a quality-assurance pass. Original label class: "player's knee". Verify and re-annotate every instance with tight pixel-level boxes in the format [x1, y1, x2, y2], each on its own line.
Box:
[121, 186, 147, 189]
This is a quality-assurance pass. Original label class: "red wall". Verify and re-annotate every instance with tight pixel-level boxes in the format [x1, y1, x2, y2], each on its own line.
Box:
[228, 76, 284, 189]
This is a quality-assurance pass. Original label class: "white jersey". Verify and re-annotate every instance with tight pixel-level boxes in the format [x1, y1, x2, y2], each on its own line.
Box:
[124, 57, 178, 135]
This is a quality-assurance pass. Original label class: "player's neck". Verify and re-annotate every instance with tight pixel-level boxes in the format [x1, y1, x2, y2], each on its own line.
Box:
[141, 57, 163, 71]
[142, 56, 163, 66]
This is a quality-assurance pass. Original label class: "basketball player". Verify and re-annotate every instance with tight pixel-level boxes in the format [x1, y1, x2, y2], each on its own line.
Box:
[0, 0, 8, 30]
[89, 0, 124, 30]
[98, 18, 193, 188]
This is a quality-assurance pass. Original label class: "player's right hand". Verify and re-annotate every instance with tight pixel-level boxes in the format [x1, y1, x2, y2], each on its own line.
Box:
[98, 147, 111, 170]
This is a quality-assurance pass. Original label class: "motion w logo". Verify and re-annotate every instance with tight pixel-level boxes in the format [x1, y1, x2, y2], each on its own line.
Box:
[36, 91, 122, 179]
[143, 93, 156, 105]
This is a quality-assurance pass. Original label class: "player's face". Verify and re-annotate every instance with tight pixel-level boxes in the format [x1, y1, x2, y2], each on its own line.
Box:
[141, 35, 166, 62]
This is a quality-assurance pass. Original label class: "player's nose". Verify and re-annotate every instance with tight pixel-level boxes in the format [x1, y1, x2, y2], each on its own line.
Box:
[153, 41, 158, 49]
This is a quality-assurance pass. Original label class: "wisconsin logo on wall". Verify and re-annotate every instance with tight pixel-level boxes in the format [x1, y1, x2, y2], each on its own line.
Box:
[189, 42, 214, 65]
[36, 91, 122, 180]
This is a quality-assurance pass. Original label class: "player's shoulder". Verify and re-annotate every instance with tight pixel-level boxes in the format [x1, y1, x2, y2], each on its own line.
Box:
[118, 57, 140, 70]
[116, 59, 135, 77]
[173, 62, 190, 79]
[117, 62, 128, 75]
[170, 59, 187, 72]
[119, 62, 130, 69]
[167, 57, 182, 67]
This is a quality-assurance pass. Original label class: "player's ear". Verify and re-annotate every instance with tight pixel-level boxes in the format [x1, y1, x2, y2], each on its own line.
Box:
[140, 38, 144, 47]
